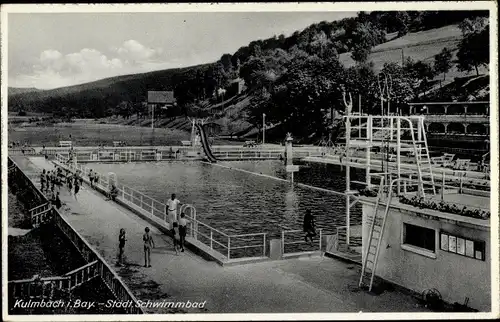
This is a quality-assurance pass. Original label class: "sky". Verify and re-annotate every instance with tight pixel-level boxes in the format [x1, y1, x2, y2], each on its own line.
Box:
[7, 11, 357, 89]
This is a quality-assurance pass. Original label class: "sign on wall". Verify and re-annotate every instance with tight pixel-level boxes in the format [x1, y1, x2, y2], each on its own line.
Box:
[440, 231, 485, 261]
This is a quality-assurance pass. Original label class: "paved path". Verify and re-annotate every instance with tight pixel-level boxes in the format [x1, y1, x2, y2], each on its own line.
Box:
[19, 156, 429, 314]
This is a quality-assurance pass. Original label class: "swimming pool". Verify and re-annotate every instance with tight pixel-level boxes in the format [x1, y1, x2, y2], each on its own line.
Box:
[87, 160, 364, 240]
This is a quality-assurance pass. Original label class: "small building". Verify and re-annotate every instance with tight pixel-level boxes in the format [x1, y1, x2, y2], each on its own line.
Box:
[226, 78, 245, 97]
[360, 197, 490, 311]
[147, 91, 176, 108]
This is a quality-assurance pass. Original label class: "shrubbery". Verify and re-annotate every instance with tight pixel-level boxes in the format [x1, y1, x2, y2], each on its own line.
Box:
[399, 195, 490, 219]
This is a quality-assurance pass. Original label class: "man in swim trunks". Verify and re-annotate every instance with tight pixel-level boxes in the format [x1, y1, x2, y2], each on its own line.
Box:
[166, 193, 181, 226]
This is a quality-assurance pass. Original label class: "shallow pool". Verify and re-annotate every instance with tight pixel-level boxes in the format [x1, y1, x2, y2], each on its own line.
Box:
[87, 160, 364, 239]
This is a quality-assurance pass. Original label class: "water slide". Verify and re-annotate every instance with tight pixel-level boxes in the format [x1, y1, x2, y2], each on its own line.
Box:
[195, 123, 217, 163]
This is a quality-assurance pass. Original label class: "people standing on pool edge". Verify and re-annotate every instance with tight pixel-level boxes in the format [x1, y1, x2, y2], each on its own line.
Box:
[74, 175, 80, 200]
[143, 227, 155, 267]
[117, 228, 127, 266]
[178, 212, 188, 252]
[172, 222, 181, 255]
[303, 209, 317, 246]
[166, 193, 181, 226]
[89, 169, 94, 188]
[40, 169, 46, 192]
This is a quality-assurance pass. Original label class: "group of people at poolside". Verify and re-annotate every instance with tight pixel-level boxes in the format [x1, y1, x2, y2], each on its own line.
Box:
[40, 166, 83, 202]
[116, 194, 188, 267]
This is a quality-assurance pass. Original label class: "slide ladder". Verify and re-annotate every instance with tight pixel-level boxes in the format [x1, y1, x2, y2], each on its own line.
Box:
[195, 123, 217, 163]
[359, 177, 393, 292]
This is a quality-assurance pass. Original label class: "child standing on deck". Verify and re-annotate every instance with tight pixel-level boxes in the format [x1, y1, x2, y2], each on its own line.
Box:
[67, 173, 73, 194]
[178, 213, 188, 252]
[40, 169, 46, 192]
[303, 209, 317, 246]
[89, 170, 94, 188]
[74, 176, 80, 200]
[172, 222, 181, 255]
[143, 227, 155, 267]
[117, 228, 127, 266]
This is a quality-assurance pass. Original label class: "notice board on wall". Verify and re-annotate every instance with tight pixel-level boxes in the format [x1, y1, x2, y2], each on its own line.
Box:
[440, 231, 485, 261]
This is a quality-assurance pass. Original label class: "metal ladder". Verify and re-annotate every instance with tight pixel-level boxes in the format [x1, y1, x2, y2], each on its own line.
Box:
[397, 118, 434, 198]
[359, 176, 393, 291]
[417, 125, 436, 195]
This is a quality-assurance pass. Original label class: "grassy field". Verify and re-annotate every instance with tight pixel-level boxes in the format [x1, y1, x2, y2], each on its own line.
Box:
[8, 120, 191, 146]
[8, 119, 246, 146]
[339, 25, 462, 72]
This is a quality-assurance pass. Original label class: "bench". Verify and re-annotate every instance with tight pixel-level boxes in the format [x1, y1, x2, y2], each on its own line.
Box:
[113, 141, 125, 147]
[431, 153, 455, 167]
[454, 159, 471, 170]
[243, 140, 257, 148]
[59, 141, 72, 148]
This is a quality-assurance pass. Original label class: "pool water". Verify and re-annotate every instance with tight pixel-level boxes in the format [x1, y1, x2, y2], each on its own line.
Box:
[87, 160, 364, 239]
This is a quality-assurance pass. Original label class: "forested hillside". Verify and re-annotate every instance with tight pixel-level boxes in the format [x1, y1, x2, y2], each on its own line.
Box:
[9, 10, 490, 142]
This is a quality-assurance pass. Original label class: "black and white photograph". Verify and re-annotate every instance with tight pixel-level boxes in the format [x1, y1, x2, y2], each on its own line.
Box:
[1, 2, 498, 320]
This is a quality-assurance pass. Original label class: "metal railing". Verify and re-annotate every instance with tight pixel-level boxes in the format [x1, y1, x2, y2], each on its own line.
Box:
[9, 275, 71, 299]
[64, 260, 100, 290]
[29, 203, 53, 228]
[366, 174, 490, 214]
[49, 145, 327, 162]
[7, 157, 144, 313]
[281, 229, 323, 255]
[9, 260, 101, 300]
[55, 154, 268, 261]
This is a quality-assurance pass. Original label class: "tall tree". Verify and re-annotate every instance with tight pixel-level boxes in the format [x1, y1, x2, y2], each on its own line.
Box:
[457, 17, 489, 76]
[434, 47, 453, 80]
[404, 58, 435, 96]
[349, 21, 385, 63]
[220, 54, 233, 73]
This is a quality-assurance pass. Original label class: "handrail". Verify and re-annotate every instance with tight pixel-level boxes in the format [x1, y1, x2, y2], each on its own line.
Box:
[8, 158, 144, 313]
[281, 228, 323, 255]
[229, 232, 266, 238]
[9, 275, 70, 284]
[56, 155, 270, 260]
[64, 260, 99, 276]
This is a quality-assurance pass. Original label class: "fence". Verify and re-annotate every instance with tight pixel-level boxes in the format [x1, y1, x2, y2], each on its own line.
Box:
[366, 173, 490, 214]
[55, 154, 268, 261]
[7, 157, 144, 314]
[64, 260, 100, 290]
[47, 145, 327, 162]
[281, 229, 323, 256]
[8, 147, 37, 155]
[9, 275, 71, 300]
[9, 260, 100, 300]
[29, 202, 53, 228]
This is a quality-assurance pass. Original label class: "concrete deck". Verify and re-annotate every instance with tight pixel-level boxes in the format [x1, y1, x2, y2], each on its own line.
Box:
[16, 156, 430, 314]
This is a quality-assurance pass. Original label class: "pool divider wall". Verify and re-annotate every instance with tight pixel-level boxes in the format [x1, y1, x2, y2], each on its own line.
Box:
[52, 159, 273, 267]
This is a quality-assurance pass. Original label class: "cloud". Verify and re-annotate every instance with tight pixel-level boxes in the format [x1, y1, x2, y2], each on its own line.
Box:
[10, 40, 165, 89]
[115, 40, 163, 65]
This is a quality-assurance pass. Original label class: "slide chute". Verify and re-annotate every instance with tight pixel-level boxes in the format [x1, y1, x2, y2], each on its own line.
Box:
[195, 123, 217, 163]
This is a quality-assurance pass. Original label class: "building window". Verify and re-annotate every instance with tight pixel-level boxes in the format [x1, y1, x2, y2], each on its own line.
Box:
[403, 223, 436, 252]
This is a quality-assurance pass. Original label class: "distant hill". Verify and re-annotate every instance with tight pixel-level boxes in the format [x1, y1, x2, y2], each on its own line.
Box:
[8, 63, 211, 117]
[8, 87, 43, 95]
